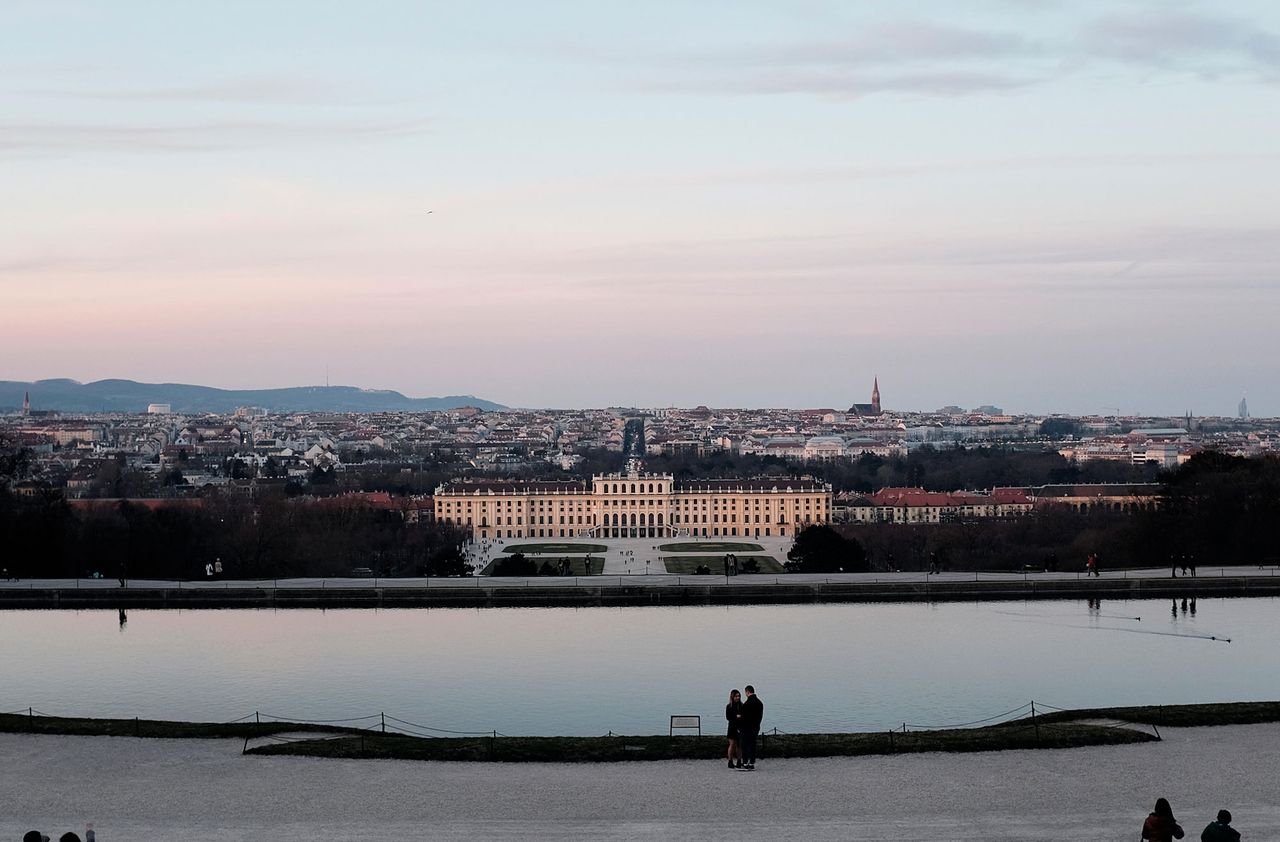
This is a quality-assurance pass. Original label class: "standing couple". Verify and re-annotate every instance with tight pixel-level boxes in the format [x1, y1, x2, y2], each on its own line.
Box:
[725, 685, 764, 770]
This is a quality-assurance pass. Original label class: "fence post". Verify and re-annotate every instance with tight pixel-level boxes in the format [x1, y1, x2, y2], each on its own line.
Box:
[29, 707, 33, 730]
[135, 716, 140, 737]
[381, 712, 386, 734]
[256, 711, 260, 724]
[1031, 701, 1039, 744]
[888, 729, 894, 752]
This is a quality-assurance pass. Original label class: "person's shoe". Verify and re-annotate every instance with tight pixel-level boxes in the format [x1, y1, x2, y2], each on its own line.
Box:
[728, 760, 735, 768]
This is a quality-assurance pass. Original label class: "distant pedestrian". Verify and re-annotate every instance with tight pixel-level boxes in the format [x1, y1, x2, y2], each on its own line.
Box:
[738, 684, 764, 770]
[1200, 809, 1241, 842]
[1086, 553, 1097, 577]
[1142, 797, 1185, 841]
[723, 555, 729, 577]
[725, 689, 743, 769]
[205, 563, 213, 578]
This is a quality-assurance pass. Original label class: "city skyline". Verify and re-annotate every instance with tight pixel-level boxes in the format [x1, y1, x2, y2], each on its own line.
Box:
[3, 1, 1278, 414]
[0, 373, 1262, 418]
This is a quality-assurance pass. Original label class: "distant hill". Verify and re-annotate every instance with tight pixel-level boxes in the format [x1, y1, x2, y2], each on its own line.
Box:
[0, 379, 505, 414]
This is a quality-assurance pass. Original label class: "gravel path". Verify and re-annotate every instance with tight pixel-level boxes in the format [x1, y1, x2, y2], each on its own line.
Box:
[2, 562, 1276, 590]
[4, 723, 1278, 840]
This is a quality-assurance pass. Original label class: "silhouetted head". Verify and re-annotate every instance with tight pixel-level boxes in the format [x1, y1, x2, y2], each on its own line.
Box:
[1217, 809, 1232, 825]
[59, 834, 82, 842]
[729, 689, 740, 703]
[24, 832, 49, 842]
[1154, 798, 1173, 818]
[744, 685, 755, 695]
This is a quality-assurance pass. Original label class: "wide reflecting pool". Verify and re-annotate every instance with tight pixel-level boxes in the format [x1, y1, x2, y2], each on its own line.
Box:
[2, 598, 1276, 735]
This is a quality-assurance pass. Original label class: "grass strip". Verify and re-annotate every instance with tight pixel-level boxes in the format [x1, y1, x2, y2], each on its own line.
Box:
[1036, 700, 1280, 728]
[658, 542, 764, 552]
[0, 712, 361, 740]
[479, 557, 601, 576]
[662, 556, 784, 575]
[501, 543, 608, 554]
[243, 720, 1152, 763]
[5, 701, 1279, 763]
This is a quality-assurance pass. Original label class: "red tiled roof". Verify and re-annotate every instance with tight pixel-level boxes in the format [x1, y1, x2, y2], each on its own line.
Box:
[439, 481, 588, 495]
[68, 498, 206, 511]
[674, 479, 829, 493]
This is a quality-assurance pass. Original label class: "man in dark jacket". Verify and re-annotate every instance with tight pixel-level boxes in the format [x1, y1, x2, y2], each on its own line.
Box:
[739, 684, 764, 770]
[1201, 809, 1241, 842]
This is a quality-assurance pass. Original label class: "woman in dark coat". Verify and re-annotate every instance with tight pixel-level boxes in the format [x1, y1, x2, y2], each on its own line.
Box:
[1142, 797, 1185, 842]
[725, 689, 743, 768]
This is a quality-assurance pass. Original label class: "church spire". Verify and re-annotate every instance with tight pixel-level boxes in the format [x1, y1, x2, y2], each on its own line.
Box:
[22, 390, 30, 416]
[871, 377, 880, 414]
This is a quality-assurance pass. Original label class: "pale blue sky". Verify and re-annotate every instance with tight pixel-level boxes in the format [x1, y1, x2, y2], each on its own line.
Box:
[3, 1, 1277, 413]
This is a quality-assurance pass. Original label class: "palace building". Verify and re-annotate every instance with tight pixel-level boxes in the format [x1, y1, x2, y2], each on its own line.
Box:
[434, 472, 832, 541]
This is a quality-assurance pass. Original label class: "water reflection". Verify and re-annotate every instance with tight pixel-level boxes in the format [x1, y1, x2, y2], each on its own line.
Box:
[0, 598, 1275, 736]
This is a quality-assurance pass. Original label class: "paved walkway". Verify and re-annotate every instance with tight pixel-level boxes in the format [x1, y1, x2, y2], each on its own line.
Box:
[2, 563, 1276, 590]
[4, 723, 1278, 840]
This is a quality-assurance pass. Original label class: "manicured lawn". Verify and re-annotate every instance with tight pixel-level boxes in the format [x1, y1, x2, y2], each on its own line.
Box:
[480, 556, 603, 576]
[246, 720, 1154, 763]
[658, 542, 764, 553]
[501, 543, 607, 555]
[14, 700, 1280, 763]
[662, 555, 784, 575]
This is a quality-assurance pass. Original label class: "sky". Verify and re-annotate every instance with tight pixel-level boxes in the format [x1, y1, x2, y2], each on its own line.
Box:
[2, 0, 1277, 415]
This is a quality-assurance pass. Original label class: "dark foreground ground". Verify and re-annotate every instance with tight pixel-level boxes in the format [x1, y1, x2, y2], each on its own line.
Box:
[4, 721, 1277, 841]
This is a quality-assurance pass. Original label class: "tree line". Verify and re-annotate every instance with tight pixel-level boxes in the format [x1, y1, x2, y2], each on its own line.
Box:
[3, 432, 1276, 577]
[572, 445, 1155, 493]
[824, 453, 1280, 572]
[1, 489, 471, 583]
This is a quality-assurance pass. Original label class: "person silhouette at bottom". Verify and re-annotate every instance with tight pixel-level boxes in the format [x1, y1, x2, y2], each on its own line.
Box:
[1142, 797, 1185, 841]
[1200, 809, 1241, 842]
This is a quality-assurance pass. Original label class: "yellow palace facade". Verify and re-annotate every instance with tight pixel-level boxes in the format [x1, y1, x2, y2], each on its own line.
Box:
[434, 472, 832, 541]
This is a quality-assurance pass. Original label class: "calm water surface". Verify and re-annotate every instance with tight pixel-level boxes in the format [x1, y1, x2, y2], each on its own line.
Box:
[2, 599, 1277, 735]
